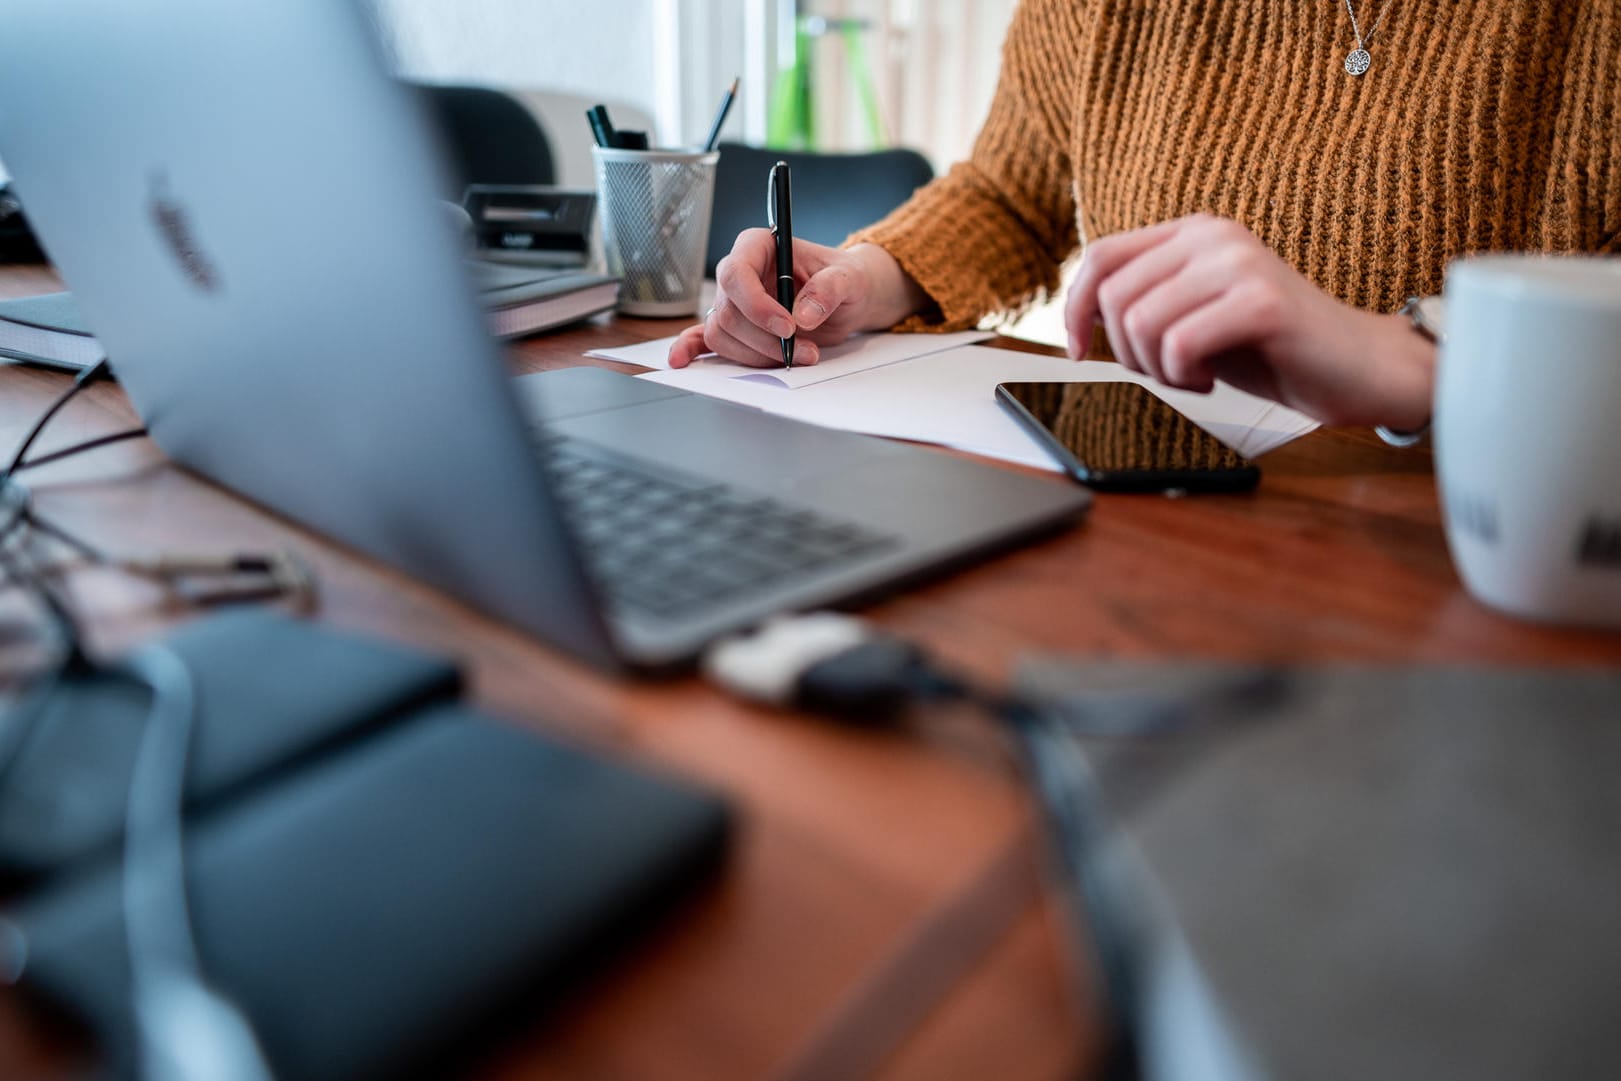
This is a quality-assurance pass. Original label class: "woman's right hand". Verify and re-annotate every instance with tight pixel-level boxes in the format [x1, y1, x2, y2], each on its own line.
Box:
[668, 234, 926, 368]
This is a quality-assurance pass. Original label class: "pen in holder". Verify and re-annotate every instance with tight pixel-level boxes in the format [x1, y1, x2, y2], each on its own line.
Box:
[592, 146, 720, 317]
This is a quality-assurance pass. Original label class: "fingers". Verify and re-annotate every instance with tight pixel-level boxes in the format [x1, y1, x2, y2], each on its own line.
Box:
[665, 303, 822, 370]
[791, 260, 859, 333]
[1090, 240, 1195, 382]
[668, 230, 859, 369]
[667, 323, 709, 368]
[1064, 213, 1390, 425]
[705, 317, 817, 368]
[711, 291, 811, 362]
[1070, 215, 1297, 388]
[1156, 280, 1283, 393]
[1113, 258, 1240, 388]
[1064, 218, 1185, 359]
[715, 228, 798, 339]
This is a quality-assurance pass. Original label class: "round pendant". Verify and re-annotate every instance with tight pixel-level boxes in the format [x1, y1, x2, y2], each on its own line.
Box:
[1344, 48, 1371, 76]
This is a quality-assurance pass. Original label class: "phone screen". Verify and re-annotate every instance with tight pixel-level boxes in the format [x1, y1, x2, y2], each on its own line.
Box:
[996, 381, 1259, 492]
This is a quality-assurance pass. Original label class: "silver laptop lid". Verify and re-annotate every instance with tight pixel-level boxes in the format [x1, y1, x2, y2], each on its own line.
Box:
[0, 0, 620, 667]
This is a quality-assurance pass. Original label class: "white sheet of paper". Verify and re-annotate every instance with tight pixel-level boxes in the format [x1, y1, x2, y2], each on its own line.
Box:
[587, 329, 990, 387]
[637, 344, 1318, 470]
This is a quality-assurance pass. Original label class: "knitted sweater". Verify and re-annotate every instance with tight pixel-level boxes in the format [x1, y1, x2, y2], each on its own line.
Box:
[850, 0, 1620, 332]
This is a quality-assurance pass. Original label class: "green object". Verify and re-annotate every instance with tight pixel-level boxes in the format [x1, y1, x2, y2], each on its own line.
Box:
[766, 15, 886, 151]
[767, 21, 816, 149]
[841, 21, 886, 149]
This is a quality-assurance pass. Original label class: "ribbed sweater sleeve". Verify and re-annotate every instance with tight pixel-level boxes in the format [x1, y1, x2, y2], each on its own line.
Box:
[847, 0, 1083, 332]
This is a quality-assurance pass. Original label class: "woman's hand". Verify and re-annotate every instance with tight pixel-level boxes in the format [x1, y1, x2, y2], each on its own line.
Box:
[1064, 214, 1433, 430]
[668, 235, 928, 368]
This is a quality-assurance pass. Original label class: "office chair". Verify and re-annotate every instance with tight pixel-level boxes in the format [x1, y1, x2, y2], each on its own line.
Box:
[705, 142, 934, 277]
[411, 84, 556, 197]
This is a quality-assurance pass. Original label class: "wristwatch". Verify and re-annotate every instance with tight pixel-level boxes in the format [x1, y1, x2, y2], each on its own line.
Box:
[1374, 295, 1444, 447]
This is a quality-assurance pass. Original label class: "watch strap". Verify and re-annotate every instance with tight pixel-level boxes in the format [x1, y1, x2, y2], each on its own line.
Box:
[1375, 295, 1441, 447]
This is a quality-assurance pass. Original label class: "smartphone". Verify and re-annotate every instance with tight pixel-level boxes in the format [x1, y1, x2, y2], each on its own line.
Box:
[995, 381, 1260, 493]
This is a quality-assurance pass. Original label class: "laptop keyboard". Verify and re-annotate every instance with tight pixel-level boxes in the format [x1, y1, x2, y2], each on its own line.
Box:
[538, 437, 897, 620]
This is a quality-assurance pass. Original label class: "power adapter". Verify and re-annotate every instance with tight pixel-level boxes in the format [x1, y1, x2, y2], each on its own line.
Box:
[702, 613, 943, 724]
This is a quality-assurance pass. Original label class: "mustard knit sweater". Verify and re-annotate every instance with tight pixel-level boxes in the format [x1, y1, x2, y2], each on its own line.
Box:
[850, 0, 1620, 332]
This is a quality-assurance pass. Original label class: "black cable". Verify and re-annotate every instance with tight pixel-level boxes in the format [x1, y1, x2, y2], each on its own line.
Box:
[900, 664, 1142, 1081]
[0, 656, 71, 797]
[23, 507, 109, 565]
[707, 619, 1146, 1080]
[0, 478, 92, 677]
[0, 523, 88, 667]
[921, 667, 1282, 1081]
[0, 480, 28, 550]
[2, 358, 114, 482]
[0, 613, 75, 886]
[0, 556, 86, 816]
[5, 360, 280, 1079]
[0, 359, 114, 669]
[11, 426, 149, 474]
[997, 700, 1142, 1081]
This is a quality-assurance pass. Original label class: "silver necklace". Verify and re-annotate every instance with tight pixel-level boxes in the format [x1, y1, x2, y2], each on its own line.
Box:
[1341, 0, 1395, 76]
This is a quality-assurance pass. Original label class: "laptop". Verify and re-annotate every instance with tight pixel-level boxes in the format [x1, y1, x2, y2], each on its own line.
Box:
[0, 0, 1089, 671]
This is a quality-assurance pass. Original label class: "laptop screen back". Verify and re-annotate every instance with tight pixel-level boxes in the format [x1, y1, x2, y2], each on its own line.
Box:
[0, 0, 619, 666]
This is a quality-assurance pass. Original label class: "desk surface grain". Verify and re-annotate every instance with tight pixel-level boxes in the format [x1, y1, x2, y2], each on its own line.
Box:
[2, 267, 1618, 1081]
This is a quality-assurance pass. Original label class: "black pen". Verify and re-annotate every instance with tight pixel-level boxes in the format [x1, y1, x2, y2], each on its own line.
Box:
[586, 104, 618, 149]
[768, 161, 794, 369]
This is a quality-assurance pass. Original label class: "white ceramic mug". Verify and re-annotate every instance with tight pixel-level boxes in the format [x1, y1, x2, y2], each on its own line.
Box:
[1436, 255, 1621, 628]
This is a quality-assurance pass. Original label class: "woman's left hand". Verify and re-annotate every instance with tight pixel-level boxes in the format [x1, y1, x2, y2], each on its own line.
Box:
[1064, 214, 1433, 430]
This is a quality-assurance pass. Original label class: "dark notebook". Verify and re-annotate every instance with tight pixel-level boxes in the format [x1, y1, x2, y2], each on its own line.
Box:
[0, 290, 104, 371]
[0, 608, 462, 885]
[1, 612, 732, 1081]
[1017, 662, 1621, 1081]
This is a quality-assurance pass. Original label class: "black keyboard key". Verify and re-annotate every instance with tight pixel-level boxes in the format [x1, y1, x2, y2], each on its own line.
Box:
[534, 436, 896, 620]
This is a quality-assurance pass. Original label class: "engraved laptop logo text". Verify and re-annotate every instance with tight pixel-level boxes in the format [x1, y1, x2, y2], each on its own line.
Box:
[148, 171, 221, 292]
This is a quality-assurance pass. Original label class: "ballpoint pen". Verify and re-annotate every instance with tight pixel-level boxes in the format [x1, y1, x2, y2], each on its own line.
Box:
[768, 161, 794, 369]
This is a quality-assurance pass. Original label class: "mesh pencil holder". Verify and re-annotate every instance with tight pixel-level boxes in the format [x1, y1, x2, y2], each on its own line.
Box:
[592, 146, 719, 318]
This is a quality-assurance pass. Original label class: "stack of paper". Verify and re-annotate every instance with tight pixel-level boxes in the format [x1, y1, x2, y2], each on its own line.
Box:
[586, 329, 992, 384]
[585, 334, 1318, 472]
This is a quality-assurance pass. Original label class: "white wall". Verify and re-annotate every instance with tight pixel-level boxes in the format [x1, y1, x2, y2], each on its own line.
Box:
[369, 0, 756, 150]
[3, 2, 1012, 185]
[373, 1, 660, 107]
[367, 0, 1016, 168]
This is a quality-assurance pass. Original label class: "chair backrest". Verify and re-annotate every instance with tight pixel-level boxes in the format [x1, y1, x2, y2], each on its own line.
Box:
[705, 142, 934, 276]
[412, 83, 555, 197]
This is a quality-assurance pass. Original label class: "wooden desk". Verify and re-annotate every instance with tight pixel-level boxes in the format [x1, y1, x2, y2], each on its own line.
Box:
[4, 264, 1619, 1081]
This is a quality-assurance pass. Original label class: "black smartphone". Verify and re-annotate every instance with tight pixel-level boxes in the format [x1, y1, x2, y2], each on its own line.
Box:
[995, 380, 1260, 493]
